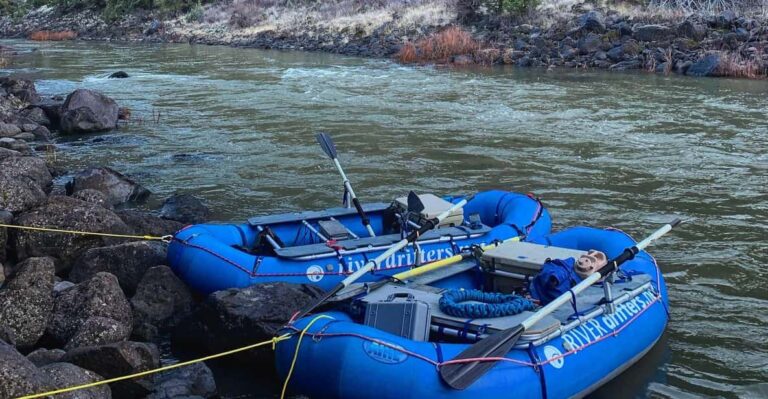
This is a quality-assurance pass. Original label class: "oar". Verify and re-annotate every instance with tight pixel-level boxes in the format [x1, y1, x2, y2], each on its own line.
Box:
[315, 132, 376, 237]
[293, 195, 471, 321]
[439, 218, 682, 390]
[332, 234, 524, 302]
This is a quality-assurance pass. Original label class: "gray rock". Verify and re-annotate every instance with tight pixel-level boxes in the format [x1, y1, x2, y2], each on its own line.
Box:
[0, 122, 21, 137]
[32, 125, 52, 141]
[676, 60, 693, 74]
[1, 154, 53, 187]
[116, 210, 185, 238]
[72, 188, 113, 209]
[20, 106, 51, 127]
[578, 33, 602, 54]
[108, 71, 129, 79]
[607, 46, 625, 62]
[27, 347, 66, 366]
[713, 10, 736, 29]
[678, 20, 707, 41]
[633, 25, 673, 42]
[60, 89, 119, 134]
[0, 257, 55, 348]
[146, 363, 216, 399]
[54, 280, 76, 292]
[21, 123, 38, 132]
[0, 340, 49, 397]
[63, 341, 159, 399]
[577, 11, 605, 33]
[131, 266, 194, 341]
[609, 59, 642, 70]
[0, 137, 31, 153]
[65, 316, 132, 351]
[173, 282, 323, 360]
[70, 241, 167, 295]
[686, 53, 721, 77]
[0, 77, 40, 104]
[0, 262, 4, 287]
[67, 167, 151, 206]
[12, 196, 132, 268]
[39, 362, 111, 399]
[47, 272, 133, 347]
[0, 209, 11, 262]
[160, 194, 210, 224]
[14, 132, 36, 142]
[0, 155, 52, 213]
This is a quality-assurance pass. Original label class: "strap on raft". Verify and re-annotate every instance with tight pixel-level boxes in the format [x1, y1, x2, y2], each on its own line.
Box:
[439, 289, 536, 319]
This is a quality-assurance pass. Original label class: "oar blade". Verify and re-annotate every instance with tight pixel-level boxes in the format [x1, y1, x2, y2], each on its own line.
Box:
[407, 191, 425, 213]
[315, 132, 337, 159]
[440, 325, 525, 390]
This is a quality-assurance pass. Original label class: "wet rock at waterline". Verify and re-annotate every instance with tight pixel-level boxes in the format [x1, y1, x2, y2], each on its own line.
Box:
[60, 89, 119, 134]
[686, 53, 722, 77]
[39, 362, 111, 399]
[145, 363, 217, 399]
[67, 166, 151, 206]
[0, 257, 55, 349]
[12, 196, 132, 268]
[46, 272, 133, 348]
[0, 77, 41, 104]
[131, 266, 194, 341]
[108, 71, 129, 79]
[0, 340, 49, 398]
[160, 193, 210, 224]
[173, 282, 323, 362]
[63, 341, 160, 399]
[70, 241, 166, 295]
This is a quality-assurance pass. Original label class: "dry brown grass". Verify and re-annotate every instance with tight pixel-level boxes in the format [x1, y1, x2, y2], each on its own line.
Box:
[29, 30, 77, 41]
[717, 50, 767, 78]
[395, 26, 479, 64]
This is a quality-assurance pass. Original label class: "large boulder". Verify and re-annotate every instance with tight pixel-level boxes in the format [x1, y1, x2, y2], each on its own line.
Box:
[633, 25, 673, 42]
[46, 272, 133, 347]
[686, 53, 722, 77]
[70, 241, 167, 295]
[63, 341, 159, 399]
[677, 20, 707, 41]
[39, 362, 111, 399]
[116, 210, 184, 238]
[0, 257, 55, 348]
[576, 11, 605, 33]
[64, 316, 133, 351]
[577, 33, 602, 55]
[19, 106, 52, 127]
[12, 196, 132, 269]
[67, 167, 151, 206]
[0, 340, 49, 398]
[0, 122, 22, 138]
[0, 77, 41, 104]
[159, 193, 210, 224]
[60, 89, 119, 134]
[146, 363, 216, 399]
[131, 266, 194, 341]
[0, 155, 53, 213]
[173, 282, 323, 361]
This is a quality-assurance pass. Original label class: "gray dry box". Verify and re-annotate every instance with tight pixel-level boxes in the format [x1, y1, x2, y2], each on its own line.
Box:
[363, 293, 432, 342]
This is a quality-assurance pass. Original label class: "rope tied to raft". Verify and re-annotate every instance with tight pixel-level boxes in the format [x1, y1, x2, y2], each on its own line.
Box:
[0, 223, 173, 243]
[439, 289, 536, 319]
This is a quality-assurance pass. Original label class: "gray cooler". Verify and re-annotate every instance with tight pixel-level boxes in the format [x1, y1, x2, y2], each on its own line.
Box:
[363, 293, 432, 341]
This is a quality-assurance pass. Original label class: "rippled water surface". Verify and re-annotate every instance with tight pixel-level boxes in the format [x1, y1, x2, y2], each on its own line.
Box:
[3, 40, 767, 398]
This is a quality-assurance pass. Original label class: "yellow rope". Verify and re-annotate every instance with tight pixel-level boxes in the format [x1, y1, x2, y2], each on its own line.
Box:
[0, 223, 172, 243]
[17, 335, 291, 399]
[280, 315, 334, 399]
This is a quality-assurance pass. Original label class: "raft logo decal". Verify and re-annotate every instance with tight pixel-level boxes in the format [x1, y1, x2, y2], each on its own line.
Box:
[561, 290, 657, 351]
[362, 341, 408, 364]
[306, 265, 324, 282]
[343, 246, 459, 272]
[544, 345, 564, 369]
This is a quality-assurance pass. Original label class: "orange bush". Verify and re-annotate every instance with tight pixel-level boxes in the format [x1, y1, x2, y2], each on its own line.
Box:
[29, 30, 77, 41]
[395, 26, 480, 64]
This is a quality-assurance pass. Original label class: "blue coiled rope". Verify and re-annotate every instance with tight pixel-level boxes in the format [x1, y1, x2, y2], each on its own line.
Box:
[439, 289, 536, 318]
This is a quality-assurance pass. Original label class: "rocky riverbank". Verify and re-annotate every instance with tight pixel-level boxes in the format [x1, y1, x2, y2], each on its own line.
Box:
[1, 2, 766, 78]
[0, 77, 323, 398]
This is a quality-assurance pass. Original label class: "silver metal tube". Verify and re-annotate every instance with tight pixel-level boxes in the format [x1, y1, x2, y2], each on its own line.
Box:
[302, 220, 329, 242]
[255, 225, 281, 250]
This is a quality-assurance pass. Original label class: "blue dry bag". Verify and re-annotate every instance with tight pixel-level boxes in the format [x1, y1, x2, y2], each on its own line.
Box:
[528, 258, 582, 305]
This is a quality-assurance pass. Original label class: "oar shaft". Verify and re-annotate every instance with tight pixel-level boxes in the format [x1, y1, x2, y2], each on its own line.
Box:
[521, 219, 680, 331]
[332, 158, 376, 237]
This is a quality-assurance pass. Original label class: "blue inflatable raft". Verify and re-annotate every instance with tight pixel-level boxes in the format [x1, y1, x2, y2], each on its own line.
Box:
[168, 190, 551, 294]
[275, 227, 669, 399]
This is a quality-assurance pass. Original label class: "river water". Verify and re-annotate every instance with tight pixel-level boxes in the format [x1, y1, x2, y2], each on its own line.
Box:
[2, 40, 767, 398]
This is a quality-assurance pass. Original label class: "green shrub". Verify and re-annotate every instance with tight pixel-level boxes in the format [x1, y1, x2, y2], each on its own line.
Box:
[184, 1, 202, 23]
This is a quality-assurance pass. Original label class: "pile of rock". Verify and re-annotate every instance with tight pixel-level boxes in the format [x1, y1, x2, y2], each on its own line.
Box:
[1, 74, 327, 398]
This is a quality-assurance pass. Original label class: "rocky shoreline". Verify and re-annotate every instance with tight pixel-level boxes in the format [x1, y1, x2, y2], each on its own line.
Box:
[1, 4, 767, 77]
[0, 77, 323, 398]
